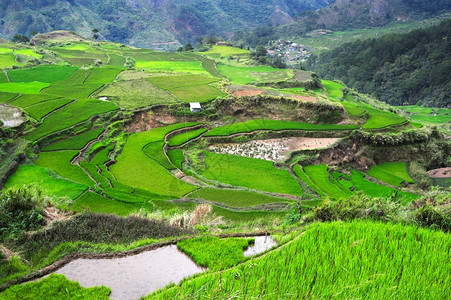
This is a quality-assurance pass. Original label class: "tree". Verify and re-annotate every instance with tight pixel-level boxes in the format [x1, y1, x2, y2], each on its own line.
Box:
[185, 43, 194, 51]
[177, 46, 184, 52]
[92, 29, 99, 40]
[11, 34, 30, 43]
[255, 45, 267, 57]
[30, 30, 38, 36]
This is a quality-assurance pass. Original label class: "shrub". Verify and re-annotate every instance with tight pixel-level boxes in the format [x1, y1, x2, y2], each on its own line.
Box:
[0, 188, 46, 241]
[409, 162, 432, 189]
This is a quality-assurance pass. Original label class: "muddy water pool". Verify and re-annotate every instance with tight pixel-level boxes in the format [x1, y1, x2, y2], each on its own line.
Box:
[0, 104, 26, 127]
[52, 236, 277, 299]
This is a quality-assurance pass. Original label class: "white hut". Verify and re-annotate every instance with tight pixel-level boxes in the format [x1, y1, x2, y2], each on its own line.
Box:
[189, 102, 202, 113]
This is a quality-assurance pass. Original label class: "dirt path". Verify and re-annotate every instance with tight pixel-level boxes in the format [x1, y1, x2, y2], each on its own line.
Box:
[3, 71, 10, 83]
[428, 167, 451, 178]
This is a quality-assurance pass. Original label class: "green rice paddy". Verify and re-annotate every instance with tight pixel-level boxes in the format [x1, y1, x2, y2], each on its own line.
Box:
[135, 61, 207, 74]
[0, 82, 50, 94]
[217, 64, 291, 84]
[42, 128, 104, 151]
[303, 163, 352, 200]
[167, 128, 208, 147]
[7, 65, 77, 83]
[367, 162, 414, 187]
[204, 45, 249, 57]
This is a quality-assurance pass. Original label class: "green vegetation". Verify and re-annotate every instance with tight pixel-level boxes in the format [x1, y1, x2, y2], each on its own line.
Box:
[42, 82, 104, 99]
[7, 65, 77, 83]
[4, 165, 88, 200]
[190, 188, 293, 208]
[201, 152, 302, 197]
[168, 128, 208, 147]
[135, 61, 207, 74]
[0, 188, 45, 241]
[143, 141, 175, 170]
[204, 46, 249, 57]
[84, 67, 122, 84]
[367, 162, 414, 187]
[150, 221, 451, 299]
[362, 107, 407, 129]
[110, 123, 198, 197]
[177, 236, 253, 270]
[205, 119, 358, 136]
[42, 128, 104, 151]
[35, 151, 94, 186]
[304, 163, 352, 199]
[0, 82, 49, 94]
[292, 165, 326, 198]
[0, 92, 19, 103]
[167, 149, 184, 169]
[0, 274, 110, 299]
[147, 75, 224, 102]
[322, 80, 343, 99]
[0, 53, 20, 68]
[97, 78, 178, 109]
[25, 99, 117, 141]
[23, 98, 74, 121]
[217, 64, 291, 84]
[398, 105, 451, 125]
[9, 94, 60, 108]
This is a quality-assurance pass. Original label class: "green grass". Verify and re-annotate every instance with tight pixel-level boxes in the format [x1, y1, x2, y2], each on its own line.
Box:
[167, 149, 184, 169]
[143, 141, 175, 170]
[0, 274, 110, 300]
[14, 49, 42, 58]
[177, 236, 253, 270]
[108, 54, 126, 66]
[84, 67, 122, 84]
[0, 82, 49, 94]
[204, 45, 249, 57]
[201, 152, 303, 197]
[42, 128, 104, 151]
[79, 161, 111, 189]
[0, 92, 19, 103]
[398, 105, 451, 125]
[292, 165, 326, 198]
[135, 61, 207, 74]
[8, 94, 61, 108]
[23, 98, 74, 121]
[184, 53, 224, 78]
[0, 53, 21, 68]
[147, 74, 224, 103]
[72, 191, 153, 216]
[205, 119, 358, 136]
[35, 151, 94, 186]
[367, 162, 414, 187]
[189, 188, 293, 208]
[42, 82, 104, 99]
[91, 144, 115, 165]
[7, 65, 77, 83]
[110, 123, 198, 197]
[60, 68, 92, 85]
[363, 107, 407, 129]
[97, 78, 178, 109]
[217, 64, 291, 84]
[349, 171, 418, 202]
[149, 221, 451, 299]
[212, 206, 287, 222]
[322, 80, 343, 99]
[168, 128, 208, 147]
[341, 101, 367, 116]
[4, 165, 88, 200]
[303, 163, 352, 200]
[25, 99, 117, 141]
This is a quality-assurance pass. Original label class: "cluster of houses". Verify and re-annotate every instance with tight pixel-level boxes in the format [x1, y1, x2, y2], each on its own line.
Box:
[266, 40, 312, 66]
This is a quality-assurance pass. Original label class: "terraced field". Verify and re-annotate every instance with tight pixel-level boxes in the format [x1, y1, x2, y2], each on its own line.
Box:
[217, 64, 292, 84]
[367, 162, 414, 187]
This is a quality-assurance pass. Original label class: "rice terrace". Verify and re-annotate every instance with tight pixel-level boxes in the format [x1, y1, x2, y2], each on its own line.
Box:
[0, 25, 450, 300]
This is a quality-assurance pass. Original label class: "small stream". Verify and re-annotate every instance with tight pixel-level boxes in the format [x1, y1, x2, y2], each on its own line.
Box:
[0, 104, 26, 127]
[50, 236, 277, 300]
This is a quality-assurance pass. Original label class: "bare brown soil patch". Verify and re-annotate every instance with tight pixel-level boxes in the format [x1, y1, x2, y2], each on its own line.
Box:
[291, 95, 318, 102]
[428, 167, 451, 178]
[233, 90, 264, 97]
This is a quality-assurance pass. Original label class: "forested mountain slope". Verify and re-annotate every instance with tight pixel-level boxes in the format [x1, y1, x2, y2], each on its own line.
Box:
[306, 19, 451, 107]
[0, 0, 333, 49]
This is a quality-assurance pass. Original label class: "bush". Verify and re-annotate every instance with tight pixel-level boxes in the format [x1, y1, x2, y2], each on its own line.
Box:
[0, 188, 46, 241]
[409, 162, 432, 190]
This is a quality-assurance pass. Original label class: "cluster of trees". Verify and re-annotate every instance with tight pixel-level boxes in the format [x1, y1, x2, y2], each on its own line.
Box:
[307, 19, 451, 107]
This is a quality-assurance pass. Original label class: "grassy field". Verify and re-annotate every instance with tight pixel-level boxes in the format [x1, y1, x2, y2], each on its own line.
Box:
[189, 188, 293, 208]
[143, 141, 175, 170]
[107, 54, 126, 66]
[0, 274, 110, 300]
[110, 123, 199, 197]
[35, 151, 94, 186]
[4, 165, 88, 200]
[7, 65, 77, 83]
[205, 119, 358, 136]
[292, 165, 326, 198]
[367, 162, 414, 187]
[167, 149, 185, 169]
[150, 221, 450, 299]
[97, 78, 178, 109]
[42, 128, 104, 151]
[9, 94, 61, 108]
[25, 99, 117, 141]
[201, 152, 303, 197]
[42, 82, 104, 99]
[349, 171, 418, 202]
[0, 53, 21, 68]
[398, 105, 451, 125]
[23, 98, 74, 121]
[177, 236, 252, 270]
[84, 67, 122, 84]
[0, 92, 18, 103]
[217, 64, 291, 84]
[204, 45, 249, 57]
[0, 82, 49, 94]
[167, 128, 208, 147]
[363, 107, 407, 129]
[147, 74, 224, 103]
[322, 80, 343, 99]
[135, 61, 207, 74]
[303, 163, 352, 200]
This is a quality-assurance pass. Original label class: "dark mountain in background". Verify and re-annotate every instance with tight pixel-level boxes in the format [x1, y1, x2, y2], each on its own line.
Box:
[0, 0, 333, 50]
[234, 0, 451, 46]
[306, 19, 451, 108]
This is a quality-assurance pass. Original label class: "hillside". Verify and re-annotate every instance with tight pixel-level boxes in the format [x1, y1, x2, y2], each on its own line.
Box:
[0, 0, 332, 50]
[306, 18, 451, 107]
